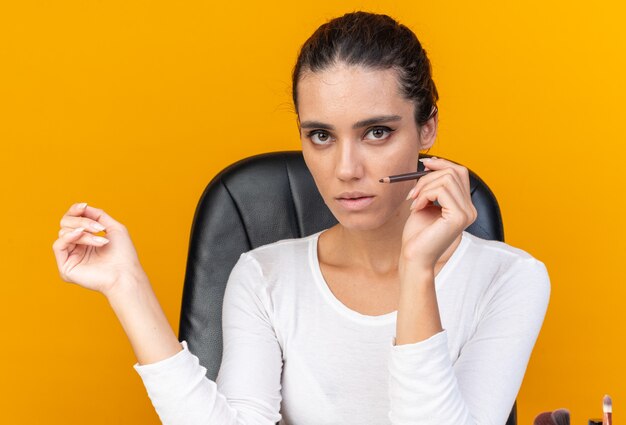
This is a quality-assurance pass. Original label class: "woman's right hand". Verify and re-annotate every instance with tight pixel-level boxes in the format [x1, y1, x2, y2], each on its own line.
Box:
[52, 202, 145, 297]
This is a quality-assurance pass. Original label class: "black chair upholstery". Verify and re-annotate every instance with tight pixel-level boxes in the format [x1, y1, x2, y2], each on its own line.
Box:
[179, 151, 515, 425]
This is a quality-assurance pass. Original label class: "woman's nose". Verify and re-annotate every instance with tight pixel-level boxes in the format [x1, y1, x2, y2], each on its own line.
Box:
[334, 139, 364, 181]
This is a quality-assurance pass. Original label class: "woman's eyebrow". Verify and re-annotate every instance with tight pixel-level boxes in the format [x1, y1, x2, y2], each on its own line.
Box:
[299, 115, 402, 131]
[352, 115, 402, 129]
[299, 121, 334, 130]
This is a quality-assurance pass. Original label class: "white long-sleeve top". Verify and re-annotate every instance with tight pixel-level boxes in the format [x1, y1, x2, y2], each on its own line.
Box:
[134, 230, 550, 425]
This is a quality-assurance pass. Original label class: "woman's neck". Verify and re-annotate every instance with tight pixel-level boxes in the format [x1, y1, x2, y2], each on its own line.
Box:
[320, 206, 462, 277]
[321, 208, 410, 276]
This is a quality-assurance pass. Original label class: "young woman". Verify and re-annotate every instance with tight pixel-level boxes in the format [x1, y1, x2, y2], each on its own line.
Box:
[52, 11, 550, 425]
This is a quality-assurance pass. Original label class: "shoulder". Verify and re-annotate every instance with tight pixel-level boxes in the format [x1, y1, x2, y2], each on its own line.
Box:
[463, 231, 548, 272]
[224, 234, 318, 312]
[461, 231, 551, 301]
[246, 232, 316, 263]
[462, 231, 538, 261]
[230, 231, 319, 286]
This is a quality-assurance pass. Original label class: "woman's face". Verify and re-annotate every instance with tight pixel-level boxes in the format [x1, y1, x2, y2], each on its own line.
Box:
[297, 63, 437, 231]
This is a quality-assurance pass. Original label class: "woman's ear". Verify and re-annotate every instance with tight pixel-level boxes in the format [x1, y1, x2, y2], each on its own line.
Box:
[418, 109, 438, 150]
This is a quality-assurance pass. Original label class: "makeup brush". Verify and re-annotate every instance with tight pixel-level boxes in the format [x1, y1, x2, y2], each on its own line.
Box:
[534, 411, 557, 425]
[552, 408, 570, 425]
[603, 395, 612, 425]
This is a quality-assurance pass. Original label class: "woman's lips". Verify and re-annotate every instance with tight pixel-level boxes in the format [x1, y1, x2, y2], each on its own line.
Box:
[335, 196, 375, 211]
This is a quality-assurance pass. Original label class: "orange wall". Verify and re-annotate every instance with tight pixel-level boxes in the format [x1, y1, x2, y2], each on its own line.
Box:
[1, 1, 624, 423]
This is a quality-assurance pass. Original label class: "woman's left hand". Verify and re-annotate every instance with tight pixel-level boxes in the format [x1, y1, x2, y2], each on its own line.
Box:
[400, 157, 477, 273]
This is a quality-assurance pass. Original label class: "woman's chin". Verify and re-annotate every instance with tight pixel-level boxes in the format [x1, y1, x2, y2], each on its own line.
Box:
[334, 212, 389, 232]
[331, 203, 411, 233]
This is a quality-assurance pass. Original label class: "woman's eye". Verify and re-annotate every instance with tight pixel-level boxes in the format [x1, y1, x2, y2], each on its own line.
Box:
[364, 126, 393, 141]
[309, 131, 333, 145]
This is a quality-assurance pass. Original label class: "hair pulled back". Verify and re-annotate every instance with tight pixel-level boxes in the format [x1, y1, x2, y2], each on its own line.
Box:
[292, 11, 438, 126]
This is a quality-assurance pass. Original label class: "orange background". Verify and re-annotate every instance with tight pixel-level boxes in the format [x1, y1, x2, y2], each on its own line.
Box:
[1, 1, 624, 423]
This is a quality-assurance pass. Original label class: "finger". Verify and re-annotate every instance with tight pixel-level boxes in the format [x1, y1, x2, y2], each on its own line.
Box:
[54, 227, 110, 251]
[52, 228, 84, 272]
[79, 233, 110, 245]
[420, 173, 467, 205]
[52, 228, 109, 279]
[419, 158, 470, 192]
[60, 202, 106, 232]
[405, 167, 443, 200]
[59, 226, 96, 238]
[414, 157, 464, 187]
[60, 216, 107, 233]
[411, 171, 469, 212]
[53, 226, 84, 253]
[63, 202, 89, 218]
[406, 168, 465, 202]
[410, 186, 466, 225]
[411, 185, 474, 227]
[419, 156, 459, 169]
[420, 156, 438, 171]
[430, 159, 469, 189]
[52, 227, 82, 274]
[58, 225, 111, 245]
[80, 205, 124, 230]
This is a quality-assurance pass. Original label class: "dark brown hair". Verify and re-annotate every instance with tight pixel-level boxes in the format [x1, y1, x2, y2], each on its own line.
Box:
[292, 11, 438, 126]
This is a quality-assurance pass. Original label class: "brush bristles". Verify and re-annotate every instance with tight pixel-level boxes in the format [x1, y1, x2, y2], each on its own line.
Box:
[534, 412, 557, 425]
[552, 408, 570, 425]
[604, 394, 613, 413]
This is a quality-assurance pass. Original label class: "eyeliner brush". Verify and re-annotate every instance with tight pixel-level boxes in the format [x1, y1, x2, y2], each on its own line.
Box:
[379, 170, 433, 183]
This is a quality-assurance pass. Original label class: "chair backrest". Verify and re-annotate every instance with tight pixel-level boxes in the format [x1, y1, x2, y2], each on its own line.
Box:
[178, 151, 514, 425]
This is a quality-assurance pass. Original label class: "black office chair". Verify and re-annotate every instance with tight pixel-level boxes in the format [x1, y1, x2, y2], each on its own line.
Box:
[178, 151, 515, 425]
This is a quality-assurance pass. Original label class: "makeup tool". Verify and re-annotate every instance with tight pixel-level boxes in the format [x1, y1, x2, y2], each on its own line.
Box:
[604, 395, 612, 425]
[552, 409, 571, 425]
[534, 411, 556, 425]
[533, 409, 570, 425]
[379, 170, 432, 183]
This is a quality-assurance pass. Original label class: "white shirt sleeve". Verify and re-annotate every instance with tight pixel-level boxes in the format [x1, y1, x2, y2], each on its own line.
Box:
[133, 253, 283, 425]
[387, 258, 550, 425]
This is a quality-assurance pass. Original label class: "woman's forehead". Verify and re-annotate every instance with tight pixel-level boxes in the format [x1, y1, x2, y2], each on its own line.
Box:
[297, 64, 413, 124]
